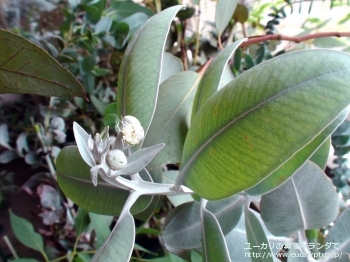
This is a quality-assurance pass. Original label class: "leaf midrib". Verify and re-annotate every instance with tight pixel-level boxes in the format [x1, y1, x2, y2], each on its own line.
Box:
[179, 67, 350, 181]
[58, 171, 117, 189]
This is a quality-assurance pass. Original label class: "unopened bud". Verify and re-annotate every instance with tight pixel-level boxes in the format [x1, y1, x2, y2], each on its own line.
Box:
[106, 149, 127, 170]
[121, 116, 144, 145]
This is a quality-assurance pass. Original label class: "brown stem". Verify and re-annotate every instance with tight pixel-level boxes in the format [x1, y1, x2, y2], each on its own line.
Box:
[180, 20, 188, 71]
[240, 32, 350, 48]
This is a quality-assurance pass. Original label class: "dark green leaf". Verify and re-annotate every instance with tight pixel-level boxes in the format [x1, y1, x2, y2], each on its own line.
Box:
[89, 212, 112, 248]
[105, 102, 118, 115]
[177, 7, 195, 20]
[74, 208, 90, 236]
[10, 210, 45, 253]
[0, 30, 86, 99]
[233, 48, 242, 72]
[244, 53, 255, 69]
[103, 114, 118, 128]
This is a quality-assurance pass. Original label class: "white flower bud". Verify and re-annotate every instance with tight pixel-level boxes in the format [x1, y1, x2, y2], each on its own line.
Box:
[121, 115, 145, 145]
[106, 149, 127, 170]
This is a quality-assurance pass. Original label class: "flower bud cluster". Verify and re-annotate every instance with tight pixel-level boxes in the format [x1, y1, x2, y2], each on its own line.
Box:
[76, 116, 145, 185]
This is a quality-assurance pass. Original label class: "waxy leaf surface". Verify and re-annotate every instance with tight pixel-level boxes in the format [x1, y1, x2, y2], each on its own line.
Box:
[163, 195, 244, 249]
[0, 30, 86, 98]
[178, 49, 350, 200]
[326, 207, 350, 260]
[117, 5, 185, 136]
[246, 109, 347, 196]
[191, 39, 246, 119]
[201, 200, 231, 262]
[143, 71, 199, 170]
[260, 161, 339, 236]
[244, 206, 274, 262]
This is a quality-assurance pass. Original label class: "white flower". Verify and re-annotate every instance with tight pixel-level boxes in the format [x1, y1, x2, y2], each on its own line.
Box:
[120, 116, 145, 145]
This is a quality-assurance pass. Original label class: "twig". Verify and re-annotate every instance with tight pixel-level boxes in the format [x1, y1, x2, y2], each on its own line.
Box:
[193, 0, 201, 66]
[3, 236, 18, 260]
[240, 32, 350, 48]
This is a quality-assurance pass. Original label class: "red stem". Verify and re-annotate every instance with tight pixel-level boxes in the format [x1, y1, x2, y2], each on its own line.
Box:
[240, 32, 350, 48]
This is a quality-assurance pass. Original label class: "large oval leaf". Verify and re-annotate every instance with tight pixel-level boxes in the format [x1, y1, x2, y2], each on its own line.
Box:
[56, 146, 152, 216]
[260, 161, 339, 236]
[215, 0, 239, 37]
[177, 49, 350, 200]
[117, 5, 185, 137]
[143, 71, 199, 170]
[91, 192, 138, 262]
[191, 39, 246, 119]
[200, 200, 231, 262]
[244, 206, 274, 262]
[163, 195, 244, 250]
[0, 30, 86, 98]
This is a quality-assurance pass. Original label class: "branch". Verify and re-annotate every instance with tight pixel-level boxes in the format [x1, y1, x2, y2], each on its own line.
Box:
[240, 32, 350, 48]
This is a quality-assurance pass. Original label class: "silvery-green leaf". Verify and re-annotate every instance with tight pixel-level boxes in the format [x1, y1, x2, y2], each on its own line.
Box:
[73, 122, 95, 167]
[200, 199, 231, 262]
[325, 207, 350, 261]
[89, 213, 113, 248]
[163, 171, 193, 207]
[245, 205, 274, 262]
[110, 144, 164, 176]
[260, 161, 339, 236]
[0, 124, 12, 149]
[16, 133, 29, 157]
[225, 211, 292, 261]
[191, 39, 246, 119]
[163, 195, 244, 250]
[160, 52, 183, 84]
[215, 0, 239, 36]
[117, 5, 186, 138]
[0, 150, 18, 163]
[91, 192, 138, 261]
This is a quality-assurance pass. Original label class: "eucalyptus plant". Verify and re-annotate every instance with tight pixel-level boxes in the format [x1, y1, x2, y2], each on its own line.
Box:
[1, 1, 350, 261]
[54, 4, 350, 262]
